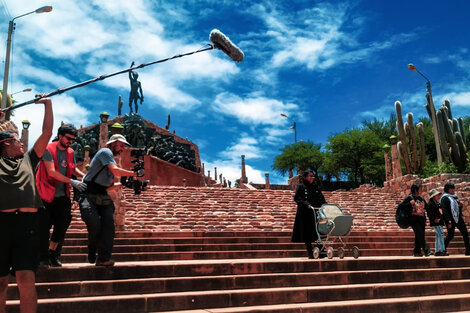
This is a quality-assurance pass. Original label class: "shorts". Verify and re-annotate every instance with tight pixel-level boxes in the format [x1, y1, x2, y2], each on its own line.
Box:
[0, 211, 39, 276]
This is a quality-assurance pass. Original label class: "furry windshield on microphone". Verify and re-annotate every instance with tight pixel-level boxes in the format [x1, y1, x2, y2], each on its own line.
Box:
[209, 29, 244, 62]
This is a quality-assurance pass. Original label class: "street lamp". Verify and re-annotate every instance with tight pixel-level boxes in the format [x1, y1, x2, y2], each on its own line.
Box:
[280, 113, 297, 144]
[408, 63, 442, 165]
[11, 88, 32, 96]
[1, 6, 53, 114]
[99, 112, 110, 123]
[22, 120, 31, 130]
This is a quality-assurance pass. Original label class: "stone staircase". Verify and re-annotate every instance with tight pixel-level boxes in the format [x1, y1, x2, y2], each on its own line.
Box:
[69, 185, 405, 232]
[6, 231, 470, 312]
[6, 184, 470, 312]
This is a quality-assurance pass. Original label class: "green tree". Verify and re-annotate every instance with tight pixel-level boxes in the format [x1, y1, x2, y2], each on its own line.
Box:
[272, 141, 324, 178]
[325, 128, 384, 186]
[362, 113, 397, 142]
[320, 150, 341, 182]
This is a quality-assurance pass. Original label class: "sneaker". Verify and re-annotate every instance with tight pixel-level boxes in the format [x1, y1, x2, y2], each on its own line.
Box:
[424, 250, 433, 257]
[413, 252, 423, 257]
[465, 250, 470, 256]
[443, 251, 450, 256]
[434, 251, 444, 256]
[38, 260, 50, 268]
[96, 259, 115, 267]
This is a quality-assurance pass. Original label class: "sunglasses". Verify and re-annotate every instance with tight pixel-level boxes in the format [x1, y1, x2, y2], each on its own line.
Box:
[63, 135, 75, 142]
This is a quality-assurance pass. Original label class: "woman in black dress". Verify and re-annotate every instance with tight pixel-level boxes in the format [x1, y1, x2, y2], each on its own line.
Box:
[291, 170, 327, 258]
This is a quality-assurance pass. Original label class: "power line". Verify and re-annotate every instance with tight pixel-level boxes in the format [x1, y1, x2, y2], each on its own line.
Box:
[0, 0, 11, 20]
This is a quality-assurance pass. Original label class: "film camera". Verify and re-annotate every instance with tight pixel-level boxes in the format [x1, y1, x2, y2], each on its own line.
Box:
[121, 149, 150, 194]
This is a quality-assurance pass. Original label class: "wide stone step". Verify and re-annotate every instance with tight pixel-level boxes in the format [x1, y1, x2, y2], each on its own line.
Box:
[61, 241, 436, 253]
[57, 245, 470, 263]
[7, 279, 470, 312]
[8, 266, 470, 300]
[24, 257, 470, 282]
[155, 294, 470, 313]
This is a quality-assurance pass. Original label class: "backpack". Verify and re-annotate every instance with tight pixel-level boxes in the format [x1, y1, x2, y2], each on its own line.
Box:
[395, 202, 411, 229]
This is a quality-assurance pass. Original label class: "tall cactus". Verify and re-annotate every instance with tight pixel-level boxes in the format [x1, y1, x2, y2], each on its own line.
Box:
[395, 101, 426, 173]
[437, 100, 468, 172]
[0, 92, 13, 120]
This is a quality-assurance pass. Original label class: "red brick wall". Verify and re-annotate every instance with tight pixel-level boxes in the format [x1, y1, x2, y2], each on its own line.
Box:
[120, 149, 204, 186]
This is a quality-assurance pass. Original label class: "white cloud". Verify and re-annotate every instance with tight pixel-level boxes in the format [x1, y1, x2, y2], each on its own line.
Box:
[213, 92, 299, 126]
[263, 126, 293, 145]
[248, 2, 416, 72]
[218, 135, 262, 162]
[11, 94, 90, 149]
[3, 0, 240, 113]
[442, 92, 470, 107]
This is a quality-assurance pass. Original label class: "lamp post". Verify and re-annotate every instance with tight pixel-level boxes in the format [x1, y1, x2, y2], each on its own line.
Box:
[11, 88, 32, 96]
[20, 119, 31, 151]
[408, 63, 442, 165]
[1, 6, 53, 116]
[98, 112, 110, 149]
[280, 113, 297, 144]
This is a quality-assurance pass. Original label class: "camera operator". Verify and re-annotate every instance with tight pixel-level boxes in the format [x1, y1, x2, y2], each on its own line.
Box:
[78, 134, 138, 266]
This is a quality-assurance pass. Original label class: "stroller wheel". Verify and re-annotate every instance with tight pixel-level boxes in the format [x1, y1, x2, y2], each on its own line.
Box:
[313, 247, 320, 259]
[337, 247, 345, 259]
[327, 247, 334, 259]
[352, 246, 360, 259]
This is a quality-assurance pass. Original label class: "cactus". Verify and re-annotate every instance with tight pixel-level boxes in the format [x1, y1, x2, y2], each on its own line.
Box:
[437, 99, 468, 172]
[0, 92, 13, 121]
[395, 101, 426, 173]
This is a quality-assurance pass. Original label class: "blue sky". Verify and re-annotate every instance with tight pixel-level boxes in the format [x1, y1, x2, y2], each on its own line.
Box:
[1, 0, 469, 184]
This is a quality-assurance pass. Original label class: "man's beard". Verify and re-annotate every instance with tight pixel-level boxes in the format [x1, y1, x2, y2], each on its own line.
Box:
[58, 141, 70, 149]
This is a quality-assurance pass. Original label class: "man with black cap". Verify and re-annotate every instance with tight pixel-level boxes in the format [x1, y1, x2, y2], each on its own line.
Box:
[441, 182, 470, 255]
[78, 134, 138, 266]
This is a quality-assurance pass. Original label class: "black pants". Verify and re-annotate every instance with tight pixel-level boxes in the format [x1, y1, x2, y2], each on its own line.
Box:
[410, 215, 427, 254]
[39, 196, 72, 261]
[445, 217, 470, 251]
[78, 193, 115, 262]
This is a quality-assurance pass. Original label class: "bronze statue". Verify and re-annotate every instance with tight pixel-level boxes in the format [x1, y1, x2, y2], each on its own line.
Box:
[129, 62, 144, 114]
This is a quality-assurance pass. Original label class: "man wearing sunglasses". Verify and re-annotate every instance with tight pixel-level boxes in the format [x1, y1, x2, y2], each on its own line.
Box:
[36, 124, 87, 267]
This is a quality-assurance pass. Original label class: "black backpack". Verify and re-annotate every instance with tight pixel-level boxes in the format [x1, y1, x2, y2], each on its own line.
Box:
[396, 203, 411, 229]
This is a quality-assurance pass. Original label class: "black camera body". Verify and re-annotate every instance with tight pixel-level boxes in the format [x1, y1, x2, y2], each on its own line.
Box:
[121, 148, 149, 194]
[121, 176, 149, 195]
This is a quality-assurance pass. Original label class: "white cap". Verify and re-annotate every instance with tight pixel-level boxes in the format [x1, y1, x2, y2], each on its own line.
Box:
[106, 134, 130, 146]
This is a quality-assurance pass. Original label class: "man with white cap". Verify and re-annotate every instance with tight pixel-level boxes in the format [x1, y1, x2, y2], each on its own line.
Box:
[78, 134, 138, 266]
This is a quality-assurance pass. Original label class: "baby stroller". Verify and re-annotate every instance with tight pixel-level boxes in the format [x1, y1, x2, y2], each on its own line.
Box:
[312, 203, 359, 259]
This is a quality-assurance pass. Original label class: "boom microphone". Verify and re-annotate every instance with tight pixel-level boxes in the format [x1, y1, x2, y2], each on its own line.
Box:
[209, 29, 244, 63]
[3, 29, 245, 114]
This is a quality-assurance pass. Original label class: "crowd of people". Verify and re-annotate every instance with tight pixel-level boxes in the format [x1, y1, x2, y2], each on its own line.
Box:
[0, 99, 468, 312]
[291, 173, 470, 260]
[398, 182, 470, 257]
[0, 98, 138, 312]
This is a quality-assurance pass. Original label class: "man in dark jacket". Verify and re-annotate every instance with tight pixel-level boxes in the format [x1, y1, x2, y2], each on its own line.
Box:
[440, 182, 470, 255]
